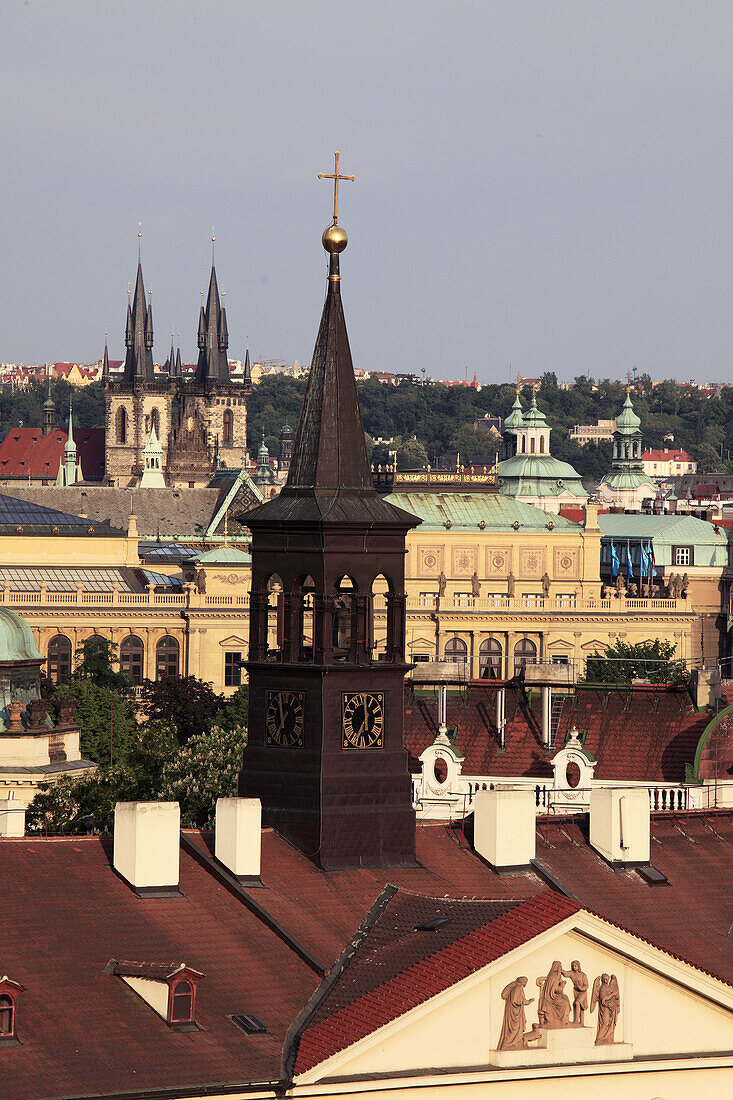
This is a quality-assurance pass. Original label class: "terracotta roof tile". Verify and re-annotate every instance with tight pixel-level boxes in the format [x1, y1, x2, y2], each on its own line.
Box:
[292, 891, 579, 1074]
[404, 684, 711, 783]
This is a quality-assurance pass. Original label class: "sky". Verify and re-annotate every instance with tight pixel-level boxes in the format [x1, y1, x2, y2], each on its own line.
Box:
[2, 1, 733, 383]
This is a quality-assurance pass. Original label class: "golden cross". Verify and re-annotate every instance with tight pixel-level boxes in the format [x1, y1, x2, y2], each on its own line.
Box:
[318, 151, 355, 225]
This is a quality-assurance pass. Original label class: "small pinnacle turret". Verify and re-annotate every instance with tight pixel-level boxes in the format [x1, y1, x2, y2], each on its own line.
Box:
[122, 250, 155, 384]
[194, 244, 230, 385]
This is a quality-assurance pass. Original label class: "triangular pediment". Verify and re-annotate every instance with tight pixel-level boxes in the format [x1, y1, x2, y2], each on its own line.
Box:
[292, 907, 733, 1084]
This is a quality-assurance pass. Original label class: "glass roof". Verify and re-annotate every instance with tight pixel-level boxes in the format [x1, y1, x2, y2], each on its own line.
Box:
[0, 493, 114, 531]
[0, 567, 135, 592]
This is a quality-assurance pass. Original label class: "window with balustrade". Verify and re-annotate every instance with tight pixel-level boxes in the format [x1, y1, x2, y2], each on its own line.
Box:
[47, 634, 73, 683]
[120, 635, 144, 685]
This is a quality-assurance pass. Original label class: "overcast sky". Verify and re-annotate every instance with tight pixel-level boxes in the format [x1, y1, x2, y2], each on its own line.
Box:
[2, 1, 733, 383]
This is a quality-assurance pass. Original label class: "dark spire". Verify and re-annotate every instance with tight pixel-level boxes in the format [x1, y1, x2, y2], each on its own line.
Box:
[286, 224, 372, 491]
[122, 251, 155, 384]
[194, 241, 230, 385]
[101, 331, 110, 383]
[243, 346, 252, 390]
[165, 332, 175, 375]
[43, 376, 56, 436]
[174, 345, 182, 377]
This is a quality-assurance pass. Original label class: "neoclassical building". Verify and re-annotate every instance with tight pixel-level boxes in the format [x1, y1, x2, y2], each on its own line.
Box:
[103, 245, 251, 487]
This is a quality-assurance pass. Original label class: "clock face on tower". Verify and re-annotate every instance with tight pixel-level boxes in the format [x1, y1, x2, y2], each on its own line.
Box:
[342, 692, 384, 750]
[266, 690, 305, 747]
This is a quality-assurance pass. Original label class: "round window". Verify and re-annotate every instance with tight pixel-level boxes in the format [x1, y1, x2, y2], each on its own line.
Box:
[433, 757, 448, 785]
[565, 761, 581, 789]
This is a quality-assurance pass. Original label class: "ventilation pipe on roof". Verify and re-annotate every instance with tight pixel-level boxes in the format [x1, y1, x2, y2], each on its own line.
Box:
[113, 802, 181, 896]
[589, 787, 650, 867]
[473, 786, 535, 872]
[214, 797, 262, 885]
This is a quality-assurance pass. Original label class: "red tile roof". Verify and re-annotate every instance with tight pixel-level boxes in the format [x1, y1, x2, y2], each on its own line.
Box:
[535, 813, 733, 986]
[290, 891, 580, 1074]
[187, 824, 543, 969]
[404, 684, 712, 783]
[0, 427, 105, 481]
[0, 835, 318, 1099]
[641, 448, 695, 463]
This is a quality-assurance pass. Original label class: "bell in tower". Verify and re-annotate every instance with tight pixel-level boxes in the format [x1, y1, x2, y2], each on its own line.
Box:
[238, 155, 421, 869]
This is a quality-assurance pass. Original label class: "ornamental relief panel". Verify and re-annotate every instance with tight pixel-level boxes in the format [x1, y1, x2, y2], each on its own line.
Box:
[554, 547, 580, 579]
[485, 546, 512, 577]
[451, 545, 477, 578]
[519, 547, 545, 578]
[418, 545, 444, 577]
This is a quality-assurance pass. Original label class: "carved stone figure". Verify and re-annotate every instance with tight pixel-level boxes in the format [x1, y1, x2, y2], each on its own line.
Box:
[536, 961, 571, 1028]
[196, 568, 207, 594]
[497, 976, 534, 1050]
[681, 573, 689, 597]
[438, 571, 447, 598]
[471, 572, 481, 598]
[614, 573, 625, 596]
[591, 973, 620, 1044]
[507, 571, 516, 597]
[562, 961, 589, 1025]
[627, 582, 638, 597]
[541, 572, 551, 597]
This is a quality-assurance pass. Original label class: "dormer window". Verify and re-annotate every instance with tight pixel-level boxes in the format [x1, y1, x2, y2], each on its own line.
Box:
[111, 961, 202, 1030]
[0, 977, 24, 1043]
[170, 978, 194, 1024]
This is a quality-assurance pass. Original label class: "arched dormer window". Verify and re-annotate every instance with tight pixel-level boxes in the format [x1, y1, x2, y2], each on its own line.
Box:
[169, 978, 194, 1024]
[0, 978, 23, 1041]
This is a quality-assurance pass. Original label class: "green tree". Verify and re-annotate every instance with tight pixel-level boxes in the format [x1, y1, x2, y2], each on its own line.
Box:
[73, 635, 131, 693]
[58, 678, 138, 765]
[159, 725, 248, 827]
[584, 639, 690, 687]
[138, 675, 226, 744]
[215, 684, 249, 732]
[396, 436, 428, 470]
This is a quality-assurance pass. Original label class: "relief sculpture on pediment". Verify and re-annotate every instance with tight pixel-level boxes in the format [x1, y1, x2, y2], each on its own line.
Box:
[497, 976, 535, 1050]
[591, 973, 620, 1044]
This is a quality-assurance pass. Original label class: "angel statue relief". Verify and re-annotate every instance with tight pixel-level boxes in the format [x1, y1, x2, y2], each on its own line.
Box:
[590, 973, 620, 1044]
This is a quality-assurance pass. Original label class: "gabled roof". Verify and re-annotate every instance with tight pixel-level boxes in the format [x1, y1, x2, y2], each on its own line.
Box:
[0, 427, 104, 481]
[287, 891, 580, 1075]
[642, 449, 695, 462]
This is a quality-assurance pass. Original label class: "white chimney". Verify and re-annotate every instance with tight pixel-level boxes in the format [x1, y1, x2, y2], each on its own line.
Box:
[113, 802, 180, 896]
[0, 797, 25, 838]
[215, 797, 262, 883]
[473, 787, 535, 871]
[590, 787, 650, 866]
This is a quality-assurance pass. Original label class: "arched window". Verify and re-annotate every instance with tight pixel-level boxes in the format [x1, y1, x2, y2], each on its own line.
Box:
[332, 576, 357, 657]
[514, 637, 537, 675]
[444, 637, 467, 663]
[169, 979, 194, 1024]
[0, 995, 15, 1037]
[265, 574, 284, 659]
[222, 409, 233, 444]
[539, 435, 545, 453]
[530, 437, 535, 454]
[120, 635, 144, 685]
[370, 573, 392, 660]
[155, 636, 179, 680]
[116, 406, 127, 444]
[150, 408, 160, 436]
[47, 634, 72, 684]
[479, 638, 503, 679]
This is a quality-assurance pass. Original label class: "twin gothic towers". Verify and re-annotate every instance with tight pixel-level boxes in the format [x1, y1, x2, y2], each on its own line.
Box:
[103, 249, 252, 487]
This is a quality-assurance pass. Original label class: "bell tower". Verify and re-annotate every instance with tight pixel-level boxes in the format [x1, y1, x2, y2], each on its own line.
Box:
[238, 155, 420, 869]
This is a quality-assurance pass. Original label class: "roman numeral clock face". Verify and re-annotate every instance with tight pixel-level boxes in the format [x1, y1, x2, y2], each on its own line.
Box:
[266, 690, 304, 747]
[342, 692, 384, 749]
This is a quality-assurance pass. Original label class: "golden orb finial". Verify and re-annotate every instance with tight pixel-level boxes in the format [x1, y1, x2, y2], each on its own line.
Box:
[322, 223, 348, 254]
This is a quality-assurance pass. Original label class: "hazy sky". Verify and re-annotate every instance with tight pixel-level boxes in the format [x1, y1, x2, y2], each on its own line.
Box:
[2, 1, 733, 383]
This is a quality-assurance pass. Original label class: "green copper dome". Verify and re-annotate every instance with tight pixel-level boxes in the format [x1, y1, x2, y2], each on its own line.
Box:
[0, 609, 42, 662]
[522, 391, 548, 428]
[503, 392, 525, 430]
[615, 391, 641, 434]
